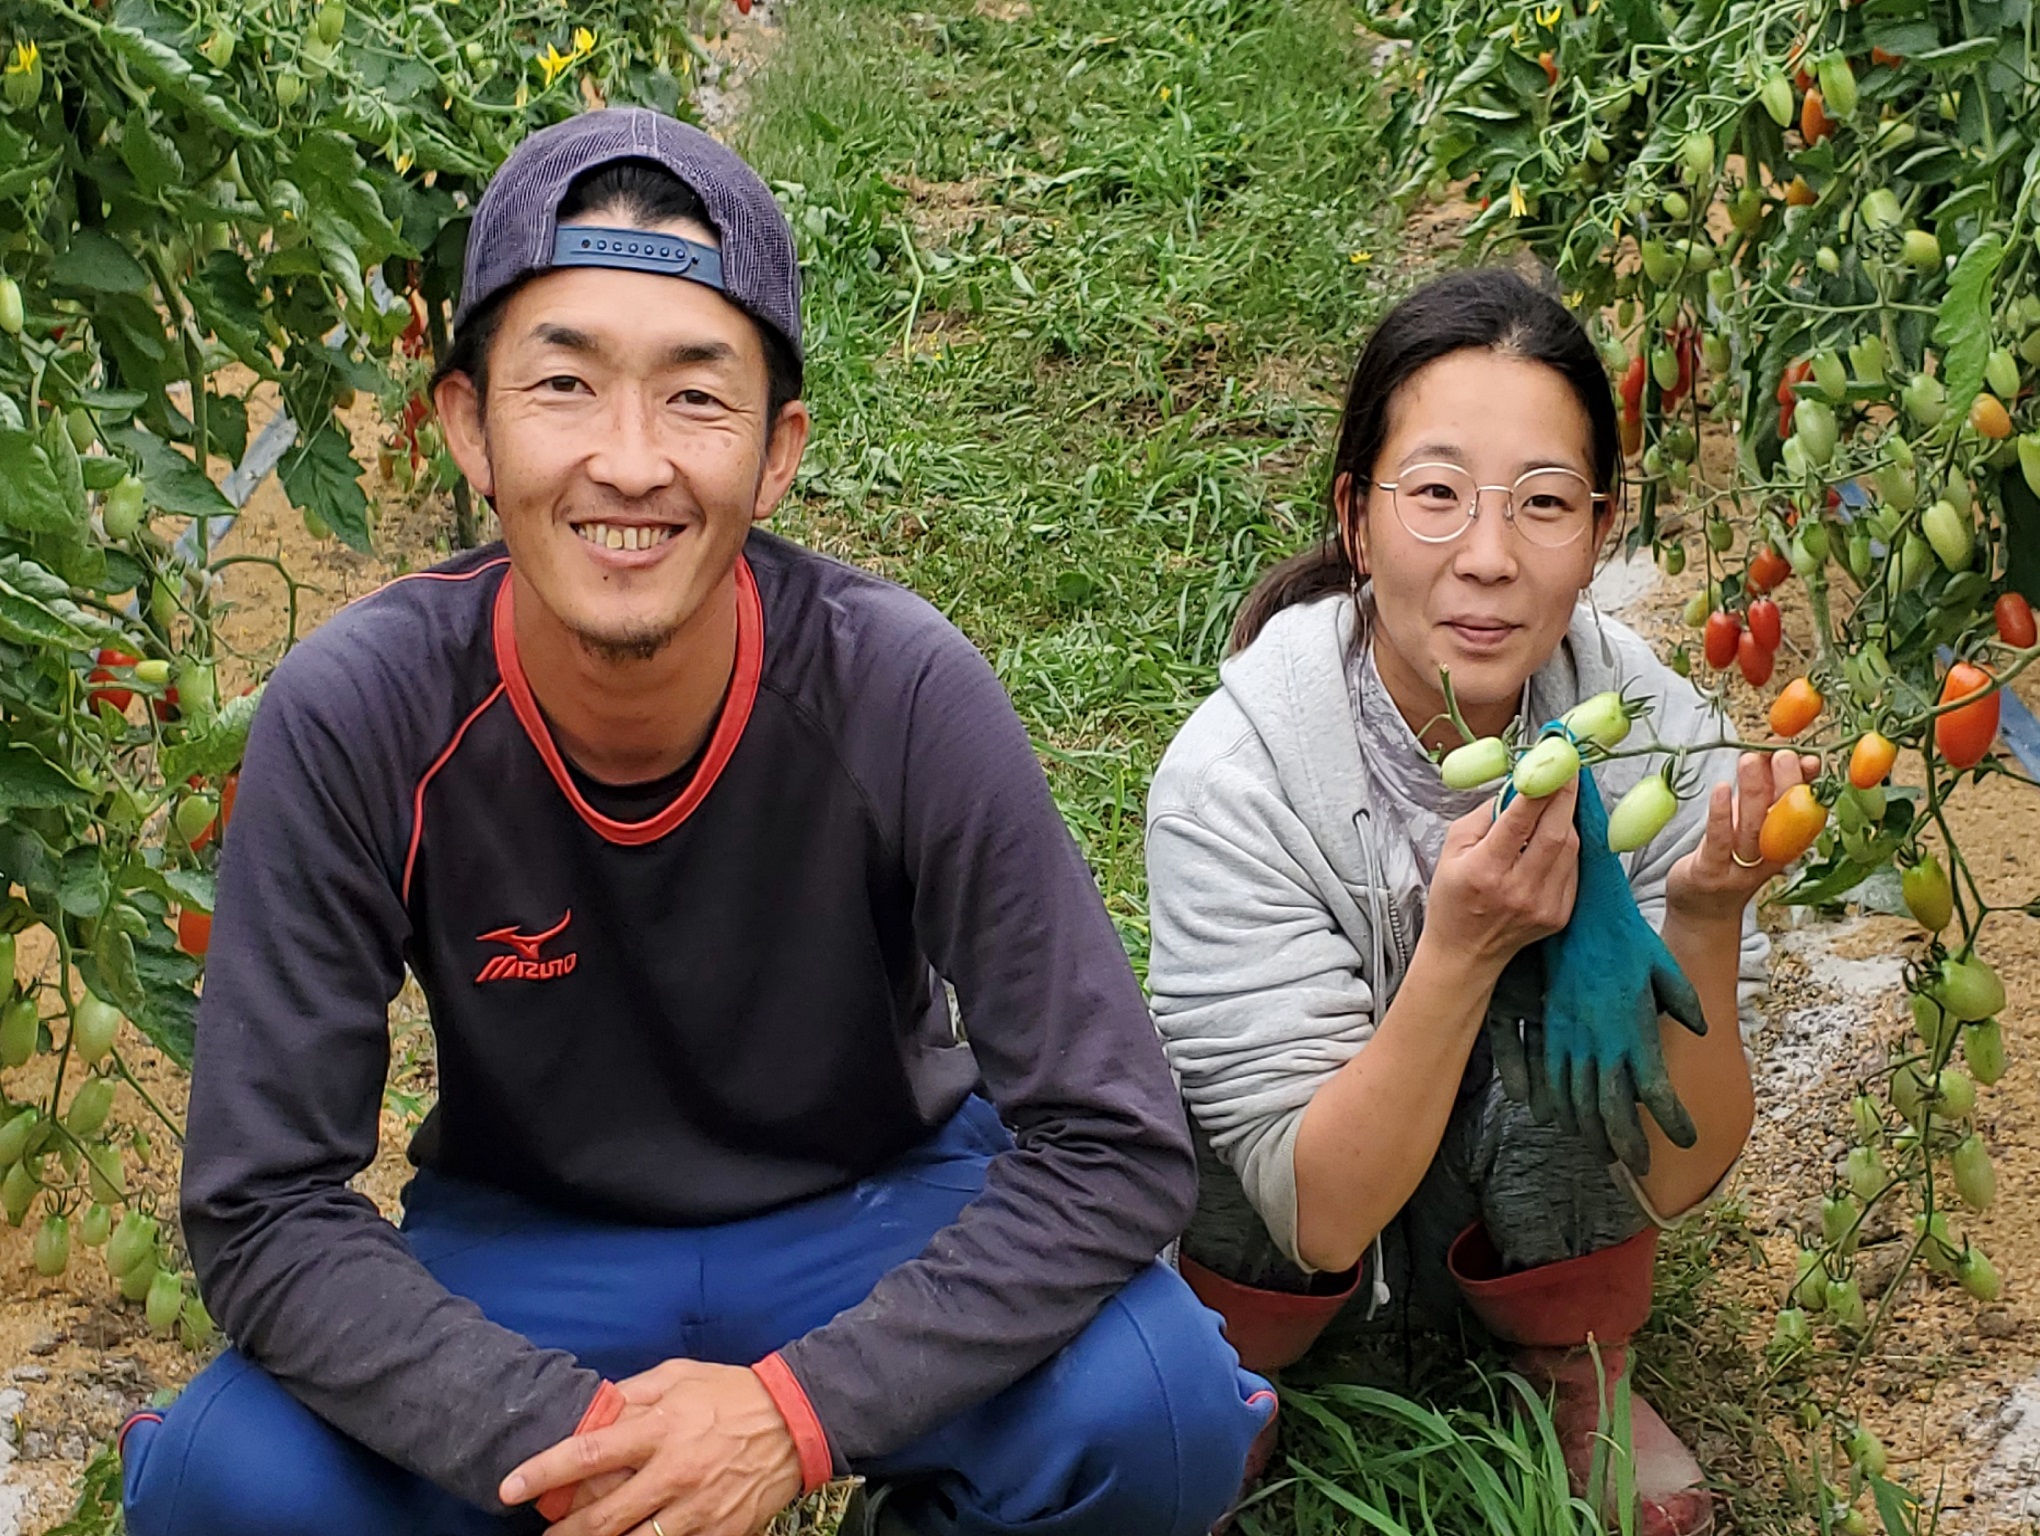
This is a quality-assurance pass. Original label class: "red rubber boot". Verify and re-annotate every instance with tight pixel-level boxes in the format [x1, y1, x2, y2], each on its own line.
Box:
[1177, 1255, 1357, 1534]
[1448, 1225, 1714, 1536]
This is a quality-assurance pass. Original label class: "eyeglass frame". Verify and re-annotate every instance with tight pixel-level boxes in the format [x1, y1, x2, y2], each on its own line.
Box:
[1358, 461, 1611, 548]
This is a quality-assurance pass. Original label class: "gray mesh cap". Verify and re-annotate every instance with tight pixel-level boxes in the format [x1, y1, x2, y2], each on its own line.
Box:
[454, 107, 802, 378]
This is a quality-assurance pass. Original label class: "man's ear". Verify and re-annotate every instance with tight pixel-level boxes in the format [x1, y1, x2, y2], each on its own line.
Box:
[752, 400, 812, 525]
[434, 371, 494, 502]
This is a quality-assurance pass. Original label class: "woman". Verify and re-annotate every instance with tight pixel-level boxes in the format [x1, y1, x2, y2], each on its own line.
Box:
[1146, 270, 1804, 1536]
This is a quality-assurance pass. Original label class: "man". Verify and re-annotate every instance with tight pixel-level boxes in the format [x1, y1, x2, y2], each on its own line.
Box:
[118, 109, 1271, 1536]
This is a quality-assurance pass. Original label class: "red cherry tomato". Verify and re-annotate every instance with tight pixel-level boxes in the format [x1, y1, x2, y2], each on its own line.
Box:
[1620, 352, 1646, 415]
[1661, 326, 1699, 410]
[1747, 545, 1793, 595]
[1994, 592, 2036, 649]
[87, 648, 138, 715]
[1747, 597, 1782, 653]
[219, 771, 239, 836]
[1703, 610, 1742, 670]
[1738, 629, 1776, 686]
[1935, 662, 2000, 770]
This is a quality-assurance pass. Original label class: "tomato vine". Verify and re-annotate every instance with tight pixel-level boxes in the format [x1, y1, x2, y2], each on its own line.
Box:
[1375, 0, 2039, 1523]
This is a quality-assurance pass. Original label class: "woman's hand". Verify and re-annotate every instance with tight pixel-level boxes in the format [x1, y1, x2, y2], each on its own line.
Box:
[1423, 777, 1581, 975]
[1666, 749, 1822, 923]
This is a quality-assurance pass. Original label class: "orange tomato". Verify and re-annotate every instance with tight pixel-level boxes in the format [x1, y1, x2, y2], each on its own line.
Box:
[220, 771, 239, 835]
[1935, 662, 2000, 770]
[1848, 731, 1897, 789]
[1769, 678, 1823, 737]
[176, 907, 212, 958]
[1784, 175, 1818, 207]
[1870, 46, 1903, 67]
[1800, 86, 1836, 143]
[1538, 49, 1558, 86]
[1969, 392, 2013, 439]
[1759, 783, 1829, 864]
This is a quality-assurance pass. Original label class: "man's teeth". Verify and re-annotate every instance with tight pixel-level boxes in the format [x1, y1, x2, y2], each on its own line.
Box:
[573, 523, 677, 552]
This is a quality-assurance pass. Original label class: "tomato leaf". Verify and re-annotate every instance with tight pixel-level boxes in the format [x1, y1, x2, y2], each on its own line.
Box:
[161, 687, 263, 783]
[105, 424, 235, 520]
[278, 420, 372, 552]
[99, 4, 265, 140]
[1932, 234, 2005, 420]
[57, 848, 113, 919]
[122, 859, 215, 918]
[1912, 38, 2000, 72]
[128, 931, 199, 1070]
[52, 230, 151, 296]
[0, 555, 119, 652]
[0, 429, 80, 534]
[0, 746, 92, 811]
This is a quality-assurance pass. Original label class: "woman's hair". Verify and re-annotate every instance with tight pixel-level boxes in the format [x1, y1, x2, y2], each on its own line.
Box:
[1230, 267, 1621, 652]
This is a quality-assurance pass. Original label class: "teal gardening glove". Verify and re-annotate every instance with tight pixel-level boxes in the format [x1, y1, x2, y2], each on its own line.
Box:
[1486, 731, 1709, 1176]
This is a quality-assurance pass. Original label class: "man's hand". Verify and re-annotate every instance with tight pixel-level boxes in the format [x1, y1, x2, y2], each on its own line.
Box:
[500, 1360, 804, 1536]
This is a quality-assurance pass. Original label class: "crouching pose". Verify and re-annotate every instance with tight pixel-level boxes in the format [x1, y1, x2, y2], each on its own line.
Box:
[120, 108, 1270, 1536]
[1146, 270, 1804, 1536]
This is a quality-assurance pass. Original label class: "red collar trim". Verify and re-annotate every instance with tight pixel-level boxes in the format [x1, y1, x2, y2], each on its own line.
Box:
[490, 560, 764, 846]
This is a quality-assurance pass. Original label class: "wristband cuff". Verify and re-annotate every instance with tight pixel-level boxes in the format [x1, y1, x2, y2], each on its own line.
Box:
[752, 1352, 833, 1495]
[533, 1380, 625, 1521]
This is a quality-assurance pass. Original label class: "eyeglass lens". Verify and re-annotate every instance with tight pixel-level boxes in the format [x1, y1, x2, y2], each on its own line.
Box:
[1390, 463, 1594, 547]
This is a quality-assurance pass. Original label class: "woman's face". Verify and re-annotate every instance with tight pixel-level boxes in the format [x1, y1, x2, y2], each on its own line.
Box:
[1340, 348, 1613, 744]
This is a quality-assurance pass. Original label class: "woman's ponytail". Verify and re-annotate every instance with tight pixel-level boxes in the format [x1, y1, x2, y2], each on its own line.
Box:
[1229, 540, 1355, 653]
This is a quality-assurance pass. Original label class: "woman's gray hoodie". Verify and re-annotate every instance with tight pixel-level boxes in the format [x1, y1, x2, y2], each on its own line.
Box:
[1145, 591, 1768, 1271]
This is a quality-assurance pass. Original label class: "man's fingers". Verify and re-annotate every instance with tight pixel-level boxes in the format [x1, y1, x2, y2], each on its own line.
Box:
[502, 1424, 649, 1505]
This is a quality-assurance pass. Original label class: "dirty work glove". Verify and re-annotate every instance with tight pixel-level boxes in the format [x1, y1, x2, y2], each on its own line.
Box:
[1532, 765, 1709, 1175]
[1485, 944, 1559, 1127]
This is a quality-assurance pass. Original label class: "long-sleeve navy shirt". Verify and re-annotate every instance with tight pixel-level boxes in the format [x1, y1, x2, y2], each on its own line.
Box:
[180, 531, 1196, 1511]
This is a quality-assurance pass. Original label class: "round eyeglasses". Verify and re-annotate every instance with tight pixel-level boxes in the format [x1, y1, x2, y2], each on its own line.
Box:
[1366, 463, 1606, 549]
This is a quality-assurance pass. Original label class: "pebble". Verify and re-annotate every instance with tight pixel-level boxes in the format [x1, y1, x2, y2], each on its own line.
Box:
[1977, 1308, 2021, 1341]
[4, 1369, 46, 1384]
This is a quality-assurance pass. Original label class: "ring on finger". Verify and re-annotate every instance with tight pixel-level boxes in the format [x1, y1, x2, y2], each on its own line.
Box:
[1731, 849, 1764, 869]
[652, 1519, 669, 1536]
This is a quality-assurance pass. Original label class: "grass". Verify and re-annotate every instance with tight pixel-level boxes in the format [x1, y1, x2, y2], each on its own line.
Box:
[741, 0, 1397, 959]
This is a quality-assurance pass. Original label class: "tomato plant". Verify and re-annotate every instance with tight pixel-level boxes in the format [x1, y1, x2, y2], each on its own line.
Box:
[1377, 0, 2040, 1516]
[0, 0, 713, 1337]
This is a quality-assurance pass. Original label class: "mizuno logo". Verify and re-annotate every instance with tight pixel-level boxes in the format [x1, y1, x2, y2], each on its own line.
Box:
[474, 910, 578, 983]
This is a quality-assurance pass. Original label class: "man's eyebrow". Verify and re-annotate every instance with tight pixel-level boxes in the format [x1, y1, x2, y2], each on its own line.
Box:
[529, 323, 600, 354]
[664, 341, 738, 368]
[523, 327, 737, 371]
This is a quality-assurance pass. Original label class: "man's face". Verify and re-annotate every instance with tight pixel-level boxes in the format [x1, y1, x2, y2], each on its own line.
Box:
[437, 217, 808, 662]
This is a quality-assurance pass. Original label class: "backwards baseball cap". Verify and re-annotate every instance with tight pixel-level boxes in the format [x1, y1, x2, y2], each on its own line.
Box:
[454, 107, 802, 380]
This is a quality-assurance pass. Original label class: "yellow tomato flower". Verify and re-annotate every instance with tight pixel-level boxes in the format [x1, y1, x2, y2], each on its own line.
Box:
[6, 40, 38, 74]
[537, 43, 574, 86]
[1509, 180, 1528, 217]
[573, 27, 596, 55]
[1536, 4, 1562, 26]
